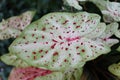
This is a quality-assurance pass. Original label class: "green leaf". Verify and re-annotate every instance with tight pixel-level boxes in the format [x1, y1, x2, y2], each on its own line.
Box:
[117, 46, 120, 52]
[63, 0, 83, 10]
[0, 53, 29, 67]
[108, 62, 120, 78]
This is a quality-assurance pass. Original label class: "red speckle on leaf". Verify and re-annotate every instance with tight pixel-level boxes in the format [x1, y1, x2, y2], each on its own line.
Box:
[42, 35, 45, 39]
[62, 20, 69, 24]
[46, 42, 48, 44]
[39, 50, 43, 53]
[64, 59, 67, 62]
[51, 43, 56, 49]
[76, 26, 80, 28]
[68, 43, 70, 46]
[65, 48, 68, 51]
[90, 45, 93, 47]
[72, 31, 75, 33]
[58, 36, 62, 40]
[32, 34, 35, 37]
[34, 41, 36, 43]
[73, 22, 76, 25]
[52, 39, 57, 42]
[81, 43, 83, 45]
[81, 49, 85, 52]
[41, 56, 43, 58]
[32, 52, 36, 54]
[66, 36, 80, 42]
[60, 42, 64, 45]
[42, 27, 46, 31]
[53, 52, 58, 56]
[45, 51, 48, 54]
[76, 46, 79, 49]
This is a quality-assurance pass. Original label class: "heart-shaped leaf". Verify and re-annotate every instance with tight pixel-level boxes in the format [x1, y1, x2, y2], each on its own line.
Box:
[7, 12, 110, 71]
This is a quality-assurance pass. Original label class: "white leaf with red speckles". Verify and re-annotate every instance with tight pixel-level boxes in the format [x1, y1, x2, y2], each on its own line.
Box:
[100, 22, 119, 39]
[90, 0, 120, 22]
[8, 12, 110, 71]
[95, 22, 119, 47]
[0, 11, 35, 40]
[108, 62, 120, 78]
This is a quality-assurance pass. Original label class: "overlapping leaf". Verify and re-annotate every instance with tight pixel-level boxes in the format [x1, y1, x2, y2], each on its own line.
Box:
[0, 11, 35, 40]
[90, 0, 120, 22]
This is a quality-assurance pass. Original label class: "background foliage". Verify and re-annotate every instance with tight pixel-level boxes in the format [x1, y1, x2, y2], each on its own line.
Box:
[0, 0, 120, 80]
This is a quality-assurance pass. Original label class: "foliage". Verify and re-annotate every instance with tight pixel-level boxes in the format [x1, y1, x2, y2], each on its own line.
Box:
[0, 0, 120, 80]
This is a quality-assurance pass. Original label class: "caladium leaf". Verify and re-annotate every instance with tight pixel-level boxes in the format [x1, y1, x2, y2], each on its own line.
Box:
[63, 0, 83, 10]
[7, 12, 110, 71]
[8, 67, 52, 80]
[108, 62, 120, 78]
[100, 22, 119, 39]
[0, 11, 36, 40]
[94, 22, 119, 47]
[0, 53, 29, 67]
[90, 0, 120, 22]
